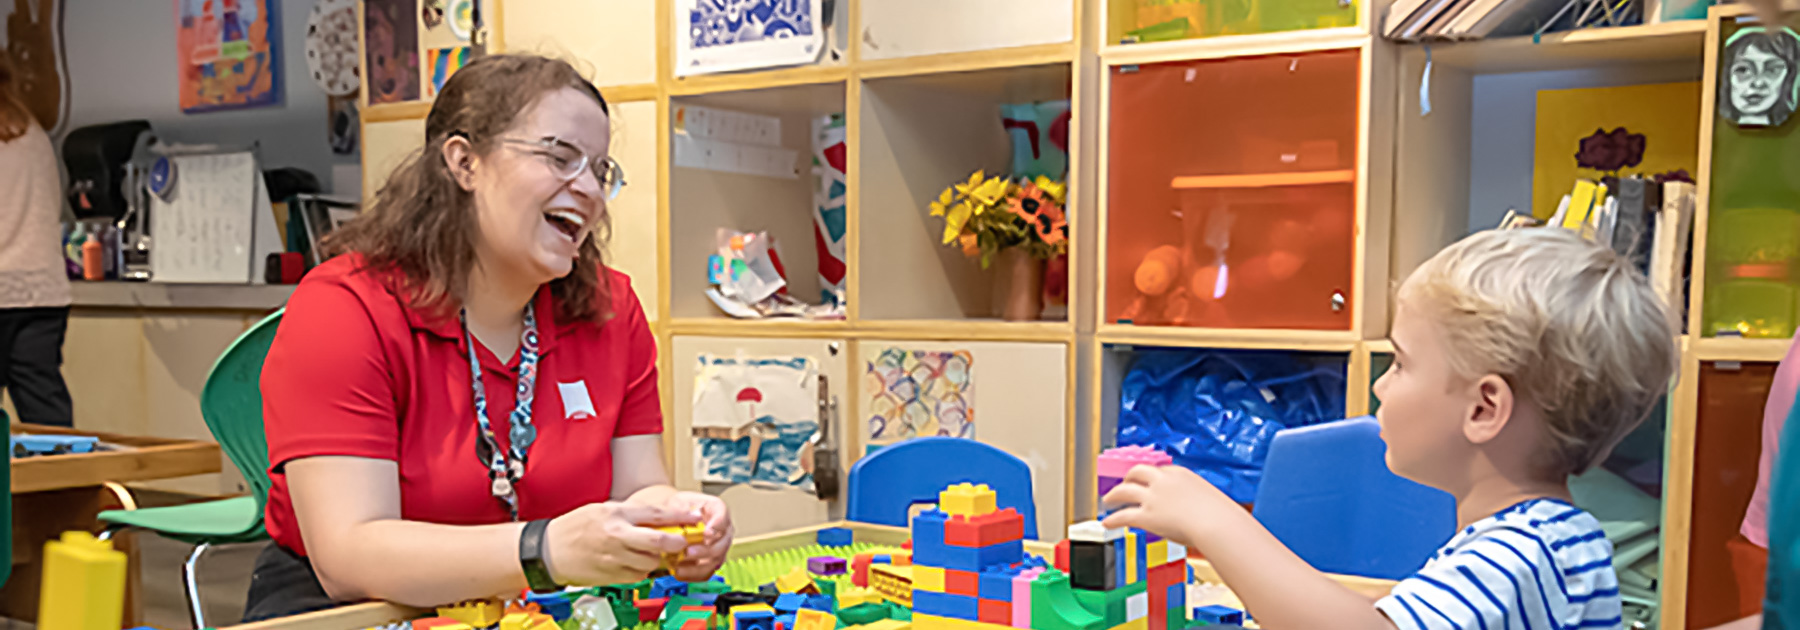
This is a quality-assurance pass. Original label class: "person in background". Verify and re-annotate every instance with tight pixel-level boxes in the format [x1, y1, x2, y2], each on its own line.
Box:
[0, 54, 73, 427]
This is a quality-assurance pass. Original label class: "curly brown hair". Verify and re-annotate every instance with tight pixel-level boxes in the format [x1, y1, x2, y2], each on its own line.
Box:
[326, 54, 615, 324]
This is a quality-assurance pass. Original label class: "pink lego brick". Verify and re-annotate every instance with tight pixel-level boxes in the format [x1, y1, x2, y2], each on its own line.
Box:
[1011, 567, 1044, 628]
[1097, 445, 1172, 479]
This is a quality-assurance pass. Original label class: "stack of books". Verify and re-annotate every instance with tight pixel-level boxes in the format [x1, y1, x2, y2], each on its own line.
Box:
[1500, 176, 1697, 310]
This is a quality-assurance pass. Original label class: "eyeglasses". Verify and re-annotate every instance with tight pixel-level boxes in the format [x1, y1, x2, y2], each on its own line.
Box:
[499, 136, 627, 200]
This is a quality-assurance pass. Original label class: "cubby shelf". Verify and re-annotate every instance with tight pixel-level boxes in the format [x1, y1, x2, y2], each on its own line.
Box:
[1693, 337, 1792, 362]
[1419, 20, 1707, 74]
[1100, 26, 1369, 66]
[1095, 325, 1361, 352]
[669, 65, 853, 97]
[858, 43, 1080, 80]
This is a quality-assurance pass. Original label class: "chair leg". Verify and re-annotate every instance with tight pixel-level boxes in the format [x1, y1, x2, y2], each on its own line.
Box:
[182, 542, 210, 630]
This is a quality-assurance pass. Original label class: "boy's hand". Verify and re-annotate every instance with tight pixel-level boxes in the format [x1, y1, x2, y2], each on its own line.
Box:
[1101, 464, 1237, 548]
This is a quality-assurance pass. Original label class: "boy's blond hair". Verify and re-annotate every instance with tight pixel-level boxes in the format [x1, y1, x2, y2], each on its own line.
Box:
[1397, 228, 1678, 478]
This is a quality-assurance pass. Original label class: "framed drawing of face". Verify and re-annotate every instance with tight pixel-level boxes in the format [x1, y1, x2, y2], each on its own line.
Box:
[1720, 25, 1800, 128]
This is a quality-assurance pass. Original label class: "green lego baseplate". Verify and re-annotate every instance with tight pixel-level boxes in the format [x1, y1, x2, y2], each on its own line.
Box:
[716, 542, 906, 592]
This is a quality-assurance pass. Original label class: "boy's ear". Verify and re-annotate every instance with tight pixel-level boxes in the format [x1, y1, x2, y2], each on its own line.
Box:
[1463, 374, 1514, 445]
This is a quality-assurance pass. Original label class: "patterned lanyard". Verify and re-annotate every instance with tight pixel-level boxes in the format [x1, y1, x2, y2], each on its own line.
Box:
[461, 303, 541, 520]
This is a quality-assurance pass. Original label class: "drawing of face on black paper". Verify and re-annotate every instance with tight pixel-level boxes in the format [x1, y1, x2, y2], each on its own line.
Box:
[1721, 26, 1800, 127]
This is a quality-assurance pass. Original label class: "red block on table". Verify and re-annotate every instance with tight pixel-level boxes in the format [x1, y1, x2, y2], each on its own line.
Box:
[1054, 539, 1071, 573]
[978, 600, 1012, 624]
[682, 619, 709, 630]
[1149, 561, 1184, 589]
[903, 540, 913, 550]
[637, 597, 668, 622]
[944, 508, 1027, 548]
[853, 553, 874, 587]
[945, 569, 980, 597]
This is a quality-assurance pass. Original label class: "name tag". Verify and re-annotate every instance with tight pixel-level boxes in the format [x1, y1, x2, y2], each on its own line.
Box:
[558, 381, 596, 421]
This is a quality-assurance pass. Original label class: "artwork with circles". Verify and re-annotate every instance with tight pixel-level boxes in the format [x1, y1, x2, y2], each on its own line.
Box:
[675, 0, 824, 77]
[305, 0, 359, 97]
[1720, 25, 1800, 128]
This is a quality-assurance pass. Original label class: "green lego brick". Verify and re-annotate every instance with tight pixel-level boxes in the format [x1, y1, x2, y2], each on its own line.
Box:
[714, 542, 905, 592]
[689, 581, 734, 595]
[1030, 570, 1105, 630]
[627, 580, 653, 599]
[1072, 579, 1146, 627]
[837, 603, 889, 626]
[1165, 605, 1185, 630]
[814, 577, 837, 597]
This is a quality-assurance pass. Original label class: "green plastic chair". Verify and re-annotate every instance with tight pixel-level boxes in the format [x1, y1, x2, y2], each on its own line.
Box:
[98, 310, 282, 628]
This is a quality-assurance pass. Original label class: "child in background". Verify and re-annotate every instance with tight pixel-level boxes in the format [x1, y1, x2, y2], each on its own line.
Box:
[1104, 228, 1678, 630]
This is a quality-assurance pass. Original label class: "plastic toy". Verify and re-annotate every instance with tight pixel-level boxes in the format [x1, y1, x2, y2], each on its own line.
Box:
[37, 531, 126, 630]
[659, 523, 708, 569]
[1190, 605, 1243, 625]
[817, 527, 855, 547]
[846, 437, 1039, 539]
[808, 556, 847, 575]
[10, 433, 99, 458]
[1096, 446, 1172, 509]
[776, 566, 820, 594]
[868, 564, 913, 605]
[413, 618, 475, 630]
[439, 599, 505, 627]
[794, 608, 837, 630]
[731, 603, 777, 630]
[1133, 246, 1183, 297]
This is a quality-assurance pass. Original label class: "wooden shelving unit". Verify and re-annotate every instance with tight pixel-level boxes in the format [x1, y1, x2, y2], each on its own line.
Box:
[354, 0, 1780, 625]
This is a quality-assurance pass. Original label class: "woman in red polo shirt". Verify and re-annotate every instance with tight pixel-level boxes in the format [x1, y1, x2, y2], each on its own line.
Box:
[244, 55, 732, 620]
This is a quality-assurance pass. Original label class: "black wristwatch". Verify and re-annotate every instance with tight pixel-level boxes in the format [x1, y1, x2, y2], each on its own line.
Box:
[519, 518, 560, 593]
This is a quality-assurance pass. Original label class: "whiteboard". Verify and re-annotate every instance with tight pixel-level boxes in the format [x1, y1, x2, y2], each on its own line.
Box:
[150, 152, 281, 283]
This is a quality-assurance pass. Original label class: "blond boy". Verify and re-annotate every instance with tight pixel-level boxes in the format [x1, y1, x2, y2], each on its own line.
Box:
[1103, 228, 1677, 630]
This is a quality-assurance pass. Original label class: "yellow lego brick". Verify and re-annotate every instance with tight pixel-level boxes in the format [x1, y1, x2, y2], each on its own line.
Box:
[500, 612, 559, 630]
[911, 614, 1009, 630]
[857, 619, 914, 630]
[1124, 530, 1138, 586]
[912, 565, 946, 592]
[1107, 619, 1148, 630]
[777, 566, 814, 593]
[440, 599, 505, 627]
[839, 585, 879, 608]
[1146, 540, 1168, 568]
[891, 551, 912, 567]
[38, 531, 126, 630]
[795, 608, 838, 630]
[938, 483, 998, 517]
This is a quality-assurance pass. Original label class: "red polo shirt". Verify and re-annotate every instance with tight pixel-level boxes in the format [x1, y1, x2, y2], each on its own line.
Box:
[261, 255, 663, 556]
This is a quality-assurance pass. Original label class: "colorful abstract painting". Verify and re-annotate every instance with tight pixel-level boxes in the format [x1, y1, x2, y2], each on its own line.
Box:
[812, 114, 847, 306]
[691, 355, 819, 492]
[676, 0, 824, 77]
[864, 347, 975, 442]
[175, 0, 281, 112]
[425, 46, 470, 97]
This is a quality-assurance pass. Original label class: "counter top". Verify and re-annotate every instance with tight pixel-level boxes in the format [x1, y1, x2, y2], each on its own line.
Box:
[70, 281, 295, 311]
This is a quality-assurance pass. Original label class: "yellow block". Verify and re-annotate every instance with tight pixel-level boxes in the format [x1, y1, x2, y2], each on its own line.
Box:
[891, 552, 912, 566]
[913, 565, 946, 592]
[1124, 531, 1138, 586]
[870, 564, 914, 606]
[796, 608, 838, 630]
[1146, 540, 1168, 568]
[839, 585, 880, 609]
[858, 619, 914, 630]
[939, 483, 998, 517]
[912, 613, 1012, 630]
[1108, 619, 1148, 630]
[500, 612, 559, 630]
[777, 566, 814, 593]
[38, 531, 126, 630]
[439, 600, 505, 627]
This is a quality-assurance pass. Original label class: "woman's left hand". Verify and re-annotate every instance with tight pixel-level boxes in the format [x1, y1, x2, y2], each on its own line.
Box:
[664, 491, 734, 581]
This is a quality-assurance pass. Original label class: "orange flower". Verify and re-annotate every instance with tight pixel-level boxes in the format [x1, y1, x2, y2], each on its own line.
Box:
[958, 231, 980, 257]
[1009, 181, 1068, 246]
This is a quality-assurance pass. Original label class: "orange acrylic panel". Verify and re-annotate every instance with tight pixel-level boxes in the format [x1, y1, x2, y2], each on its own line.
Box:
[1688, 362, 1773, 629]
[1106, 49, 1360, 330]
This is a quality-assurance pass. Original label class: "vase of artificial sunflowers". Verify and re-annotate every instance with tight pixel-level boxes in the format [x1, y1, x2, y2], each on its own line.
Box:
[929, 171, 1070, 321]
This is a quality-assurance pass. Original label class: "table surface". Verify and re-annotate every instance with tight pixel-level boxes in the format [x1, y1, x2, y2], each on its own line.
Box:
[222, 521, 1398, 630]
[9, 423, 222, 493]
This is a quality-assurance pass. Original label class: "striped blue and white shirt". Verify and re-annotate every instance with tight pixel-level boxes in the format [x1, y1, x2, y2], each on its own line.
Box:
[1375, 498, 1621, 630]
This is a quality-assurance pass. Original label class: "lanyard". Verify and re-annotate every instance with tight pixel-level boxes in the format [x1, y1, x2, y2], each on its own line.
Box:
[462, 303, 541, 521]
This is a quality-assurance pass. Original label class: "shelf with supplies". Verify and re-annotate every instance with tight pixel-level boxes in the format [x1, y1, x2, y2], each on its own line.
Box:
[68, 282, 296, 312]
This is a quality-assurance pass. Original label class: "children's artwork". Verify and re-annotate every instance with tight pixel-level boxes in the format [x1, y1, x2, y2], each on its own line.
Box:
[175, 0, 282, 112]
[812, 114, 847, 306]
[1532, 82, 1700, 218]
[418, 0, 474, 48]
[425, 46, 471, 97]
[692, 355, 820, 492]
[303, 0, 359, 97]
[364, 0, 421, 104]
[1001, 100, 1072, 180]
[1718, 26, 1799, 128]
[864, 347, 975, 442]
[675, 0, 825, 77]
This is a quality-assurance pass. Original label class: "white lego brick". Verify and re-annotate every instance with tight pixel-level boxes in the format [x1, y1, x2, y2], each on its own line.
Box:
[1127, 592, 1149, 621]
[1164, 541, 1187, 565]
[1068, 520, 1126, 543]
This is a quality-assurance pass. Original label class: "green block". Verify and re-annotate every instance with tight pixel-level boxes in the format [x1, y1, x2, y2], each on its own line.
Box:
[612, 600, 641, 626]
[1165, 605, 1186, 630]
[689, 581, 734, 595]
[627, 580, 653, 599]
[814, 578, 837, 597]
[838, 603, 888, 626]
[663, 610, 714, 630]
[1030, 570, 1105, 630]
[714, 542, 906, 592]
[1072, 580, 1146, 627]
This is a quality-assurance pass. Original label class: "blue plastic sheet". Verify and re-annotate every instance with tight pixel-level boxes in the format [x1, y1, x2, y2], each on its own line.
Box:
[1117, 349, 1347, 503]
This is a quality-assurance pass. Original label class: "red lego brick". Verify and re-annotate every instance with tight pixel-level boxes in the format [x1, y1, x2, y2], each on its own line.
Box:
[1054, 539, 1071, 573]
[945, 569, 980, 597]
[682, 619, 709, 630]
[944, 509, 1027, 548]
[903, 540, 914, 550]
[1148, 560, 1185, 590]
[852, 553, 874, 587]
[1149, 572, 1168, 630]
[978, 600, 1012, 624]
[636, 597, 668, 622]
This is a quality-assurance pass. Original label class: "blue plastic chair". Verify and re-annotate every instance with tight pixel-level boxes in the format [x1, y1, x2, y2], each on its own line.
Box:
[846, 437, 1038, 539]
[1251, 416, 1456, 580]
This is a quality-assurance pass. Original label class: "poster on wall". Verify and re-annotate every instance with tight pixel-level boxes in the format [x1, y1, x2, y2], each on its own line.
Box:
[175, 0, 282, 113]
[1718, 26, 1800, 128]
[691, 355, 820, 493]
[364, 0, 420, 104]
[864, 347, 974, 443]
[675, 0, 824, 77]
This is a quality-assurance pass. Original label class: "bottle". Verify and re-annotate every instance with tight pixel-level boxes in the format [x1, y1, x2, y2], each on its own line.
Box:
[82, 231, 104, 281]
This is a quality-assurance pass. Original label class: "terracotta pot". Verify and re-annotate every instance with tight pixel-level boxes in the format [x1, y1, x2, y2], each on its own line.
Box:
[997, 248, 1045, 321]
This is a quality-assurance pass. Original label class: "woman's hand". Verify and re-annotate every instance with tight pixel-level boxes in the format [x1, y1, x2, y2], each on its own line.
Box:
[664, 491, 734, 582]
[544, 501, 697, 587]
[1100, 464, 1238, 549]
